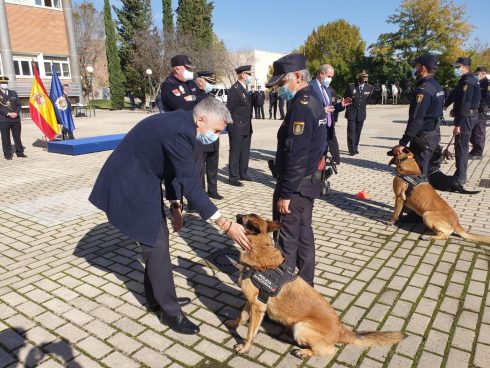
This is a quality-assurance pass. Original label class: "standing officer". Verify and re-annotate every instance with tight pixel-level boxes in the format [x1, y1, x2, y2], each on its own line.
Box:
[269, 87, 278, 119]
[226, 65, 253, 186]
[444, 57, 481, 185]
[266, 54, 326, 286]
[344, 70, 373, 155]
[161, 55, 204, 112]
[60, 84, 75, 140]
[256, 86, 265, 119]
[392, 54, 444, 175]
[195, 71, 223, 200]
[0, 76, 26, 160]
[250, 85, 257, 118]
[89, 98, 251, 335]
[278, 93, 286, 119]
[469, 66, 489, 160]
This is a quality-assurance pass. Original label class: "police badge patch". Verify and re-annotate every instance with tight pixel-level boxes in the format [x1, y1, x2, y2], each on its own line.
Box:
[463, 85, 468, 92]
[300, 95, 309, 105]
[293, 121, 305, 135]
[172, 89, 181, 96]
[416, 94, 424, 103]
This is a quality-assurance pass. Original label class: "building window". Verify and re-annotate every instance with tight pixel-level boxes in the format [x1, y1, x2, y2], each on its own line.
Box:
[6, 0, 61, 9]
[44, 57, 71, 78]
[13, 57, 39, 77]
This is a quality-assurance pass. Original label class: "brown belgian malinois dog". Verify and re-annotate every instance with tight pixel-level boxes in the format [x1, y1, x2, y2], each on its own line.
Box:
[226, 214, 406, 358]
[388, 149, 490, 244]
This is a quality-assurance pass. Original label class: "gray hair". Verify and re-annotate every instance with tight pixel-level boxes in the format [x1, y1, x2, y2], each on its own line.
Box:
[285, 69, 310, 83]
[193, 97, 233, 125]
[318, 64, 334, 74]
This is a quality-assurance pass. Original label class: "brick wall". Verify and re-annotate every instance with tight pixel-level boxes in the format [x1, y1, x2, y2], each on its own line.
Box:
[6, 3, 68, 55]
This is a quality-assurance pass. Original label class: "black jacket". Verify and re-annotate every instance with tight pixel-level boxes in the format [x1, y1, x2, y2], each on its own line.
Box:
[344, 82, 373, 121]
[226, 81, 252, 135]
[445, 73, 481, 126]
[0, 89, 21, 123]
[479, 77, 489, 110]
[160, 74, 206, 112]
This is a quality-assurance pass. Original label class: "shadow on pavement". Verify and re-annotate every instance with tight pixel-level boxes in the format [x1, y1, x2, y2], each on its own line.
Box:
[338, 156, 392, 172]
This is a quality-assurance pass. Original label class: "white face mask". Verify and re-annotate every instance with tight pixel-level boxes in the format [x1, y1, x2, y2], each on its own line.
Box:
[183, 69, 194, 81]
[0, 84, 7, 90]
[323, 77, 332, 87]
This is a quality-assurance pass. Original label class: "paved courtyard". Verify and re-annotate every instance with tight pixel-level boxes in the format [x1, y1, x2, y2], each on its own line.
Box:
[0, 105, 489, 368]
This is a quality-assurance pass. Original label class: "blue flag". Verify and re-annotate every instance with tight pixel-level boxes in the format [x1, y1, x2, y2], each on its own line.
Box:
[49, 64, 75, 132]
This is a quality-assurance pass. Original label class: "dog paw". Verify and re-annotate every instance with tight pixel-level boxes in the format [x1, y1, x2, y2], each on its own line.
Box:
[225, 319, 240, 329]
[234, 343, 250, 354]
[291, 348, 313, 359]
[420, 235, 432, 241]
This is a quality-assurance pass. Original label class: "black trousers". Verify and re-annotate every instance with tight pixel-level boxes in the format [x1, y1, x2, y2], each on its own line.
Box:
[141, 225, 181, 317]
[269, 102, 277, 119]
[253, 105, 259, 118]
[228, 132, 251, 182]
[347, 119, 365, 153]
[469, 112, 486, 156]
[455, 115, 478, 183]
[278, 100, 285, 119]
[0, 122, 23, 158]
[411, 131, 440, 176]
[60, 125, 75, 140]
[257, 104, 264, 119]
[201, 148, 219, 195]
[272, 191, 315, 286]
[327, 123, 340, 164]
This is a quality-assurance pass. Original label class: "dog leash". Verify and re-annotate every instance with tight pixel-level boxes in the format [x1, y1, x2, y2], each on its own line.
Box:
[442, 133, 456, 160]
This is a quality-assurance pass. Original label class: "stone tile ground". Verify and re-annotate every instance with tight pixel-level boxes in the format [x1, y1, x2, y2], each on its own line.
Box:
[0, 105, 489, 367]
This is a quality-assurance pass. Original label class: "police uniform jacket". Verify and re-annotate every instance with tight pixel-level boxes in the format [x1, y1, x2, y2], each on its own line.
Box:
[344, 82, 373, 121]
[226, 81, 252, 135]
[446, 73, 481, 126]
[399, 75, 444, 146]
[160, 74, 205, 112]
[89, 110, 218, 246]
[275, 86, 327, 199]
[269, 90, 278, 105]
[0, 89, 21, 123]
[256, 90, 265, 105]
[479, 77, 489, 110]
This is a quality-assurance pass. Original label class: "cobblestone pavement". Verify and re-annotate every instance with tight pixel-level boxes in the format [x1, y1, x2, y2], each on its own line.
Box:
[0, 105, 489, 368]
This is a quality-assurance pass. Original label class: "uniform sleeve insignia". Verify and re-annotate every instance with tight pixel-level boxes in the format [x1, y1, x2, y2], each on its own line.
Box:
[463, 85, 468, 92]
[300, 95, 309, 105]
[172, 89, 181, 96]
[179, 86, 185, 93]
[293, 121, 305, 135]
[487, 86, 490, 91]
[416, 94, 424, 103]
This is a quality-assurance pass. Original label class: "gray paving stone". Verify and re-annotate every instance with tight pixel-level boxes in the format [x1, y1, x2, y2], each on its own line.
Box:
[77, 336, 112, 359]
[165, 343, 203, 366]
[133, 346, 171, 368]
[101, 351, 139, 368]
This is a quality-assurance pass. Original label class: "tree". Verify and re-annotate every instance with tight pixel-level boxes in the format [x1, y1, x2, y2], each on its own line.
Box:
[162, 0, 174, 38]
[301, 19, 365, 93]
[103, 0, 125, 109]
[176, 0, 214, 50]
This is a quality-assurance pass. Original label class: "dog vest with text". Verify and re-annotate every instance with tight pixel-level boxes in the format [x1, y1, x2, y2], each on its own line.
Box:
[398, 174, 428, 197]
[243, 262, 297, 303]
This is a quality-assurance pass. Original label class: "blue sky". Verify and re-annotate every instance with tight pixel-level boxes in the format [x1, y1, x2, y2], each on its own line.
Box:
[99, 0, 489, 53]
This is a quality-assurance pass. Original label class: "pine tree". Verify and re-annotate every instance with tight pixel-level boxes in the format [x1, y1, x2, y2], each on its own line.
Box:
[176, 0, 214, 50]
[103, 0, 125, 109]
[162, 0, 174, 37]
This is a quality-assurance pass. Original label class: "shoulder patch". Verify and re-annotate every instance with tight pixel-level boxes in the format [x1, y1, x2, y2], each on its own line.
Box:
[293, 121, 305, 135]
[487, 86, 490, 91]
[463, 85, 468, 92]
[416, 94, 424, 103]
[299, 95, 309, 105]
[172, 89, 181, 96]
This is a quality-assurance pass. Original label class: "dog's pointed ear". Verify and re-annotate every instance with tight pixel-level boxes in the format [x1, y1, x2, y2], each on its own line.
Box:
[266, 220, 281, 233]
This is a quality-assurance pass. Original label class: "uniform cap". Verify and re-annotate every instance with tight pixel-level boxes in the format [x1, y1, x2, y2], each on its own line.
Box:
[475, 66, 487, 73]
[170, 54, 195, 69]
[454, 57, 471, 67]
[357, 70, 369, 77]
[266, 54, 306, 88]
[411, 54, 439, 69]
[196, 71, 216, 84]
[235, 65, 252, 74]
[0, 76, 9, 83]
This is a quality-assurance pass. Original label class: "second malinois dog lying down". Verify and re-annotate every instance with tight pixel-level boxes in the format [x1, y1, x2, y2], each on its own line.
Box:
[226, 213, 406, 358]
[389, 149, 490, 244]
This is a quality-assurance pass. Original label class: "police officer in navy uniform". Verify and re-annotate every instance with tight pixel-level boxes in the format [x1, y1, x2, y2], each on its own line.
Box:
[444, 57, 481, 185]
[392, 54, 444, 175]
[195, 71, 223, 200]
[266, 54, 327, 286]
[344, 70, 373, 155]
[269, 88, 278, 119]
[469, 66, 489, 160]
[0, 76, 26, 160]
[161, 55, 205, 112]
[226, 65, 253, 186]
[256, 86, 265, 119]
[89, 98, 251, 335]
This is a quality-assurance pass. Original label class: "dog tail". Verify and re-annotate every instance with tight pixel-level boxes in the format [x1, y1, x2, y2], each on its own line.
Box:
[454, 224, 490, 244]
[457, 189, 481, 195]
[339, 326, 407, 347]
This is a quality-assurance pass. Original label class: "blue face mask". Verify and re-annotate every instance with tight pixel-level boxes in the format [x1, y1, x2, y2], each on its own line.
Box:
[278, 84, 296, 101]
[454, 68, 463, 77]
[204, 83, 214, 93]
[475, 74, 481, 81]
[197, 130, 219, 144]
[245, 76, 252, 84]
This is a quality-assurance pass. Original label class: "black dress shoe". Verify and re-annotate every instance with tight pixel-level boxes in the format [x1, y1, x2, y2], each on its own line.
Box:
[208, 193, 224, 200]
[4, 156, 12, 160]
[229, 181, 244, 187]
[157, 311, 200, 334]
[16, 153, 27, 158]
[146, 297, 192, 312]
[355, 150, 359, 154]
[349, 152, 356, 156]
[240, 176, 254, 182]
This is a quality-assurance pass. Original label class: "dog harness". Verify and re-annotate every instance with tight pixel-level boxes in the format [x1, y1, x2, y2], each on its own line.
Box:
[398, 174, 428, 197]
[243, 262, 297, 303]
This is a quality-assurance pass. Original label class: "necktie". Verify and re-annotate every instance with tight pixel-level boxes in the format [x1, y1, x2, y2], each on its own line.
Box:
[321, 86, 332, 127]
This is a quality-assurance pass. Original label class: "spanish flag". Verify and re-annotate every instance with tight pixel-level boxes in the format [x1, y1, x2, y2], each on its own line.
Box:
[29, 64, 59, 140]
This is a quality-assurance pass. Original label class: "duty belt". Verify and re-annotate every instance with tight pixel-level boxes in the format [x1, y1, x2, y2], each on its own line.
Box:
[398, 174, 428, 197]
[243, 261, 297, 303]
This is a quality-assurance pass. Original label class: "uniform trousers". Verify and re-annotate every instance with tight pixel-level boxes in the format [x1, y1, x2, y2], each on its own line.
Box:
[272, 191, 315, 286]
[228, 132, 251, 182]
[469, 111, 487, 156]
[269, 102, 277, 119]
[455, 115, 478, 183]
[0, 122, 23, 158]
[141, 225, 181, 317]
[327, 123, 340, 164]
[347, 119, 365, 153]
[202, 147, 219, 195]
[257, 104, 264, 119]
[411, 130, 440, 176]
[278, 100, 285, 119]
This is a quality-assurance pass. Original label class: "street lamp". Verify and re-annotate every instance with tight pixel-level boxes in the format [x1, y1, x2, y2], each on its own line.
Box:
[146, 68, 153, 112]
[86, 65, 95, 117]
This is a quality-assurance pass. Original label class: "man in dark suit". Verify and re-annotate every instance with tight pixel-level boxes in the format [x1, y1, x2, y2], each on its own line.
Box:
[0, 76, 26, 160]
[89, 98, 251, 335]
[469, 66, 489, 159]
[61, 84, 75, 139]
[269, 88, 278, 119]
[256, 86, 265, 119]
[344, 70, 373, 155]
[195, 71, 223, 200]
[226, 65, 253, 186]
[309, 64, 351, 165]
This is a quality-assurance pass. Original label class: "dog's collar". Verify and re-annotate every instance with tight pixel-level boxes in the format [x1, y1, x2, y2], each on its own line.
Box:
[398, 173, 428, 197]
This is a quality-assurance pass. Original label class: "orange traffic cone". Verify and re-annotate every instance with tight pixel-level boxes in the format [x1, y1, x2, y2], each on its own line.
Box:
[355, 191, 369, 200]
